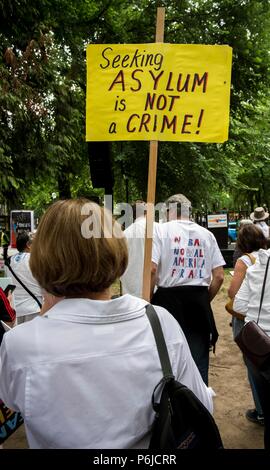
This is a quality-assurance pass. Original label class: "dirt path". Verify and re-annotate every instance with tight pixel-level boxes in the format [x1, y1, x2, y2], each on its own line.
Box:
[3, 273, 264, 449]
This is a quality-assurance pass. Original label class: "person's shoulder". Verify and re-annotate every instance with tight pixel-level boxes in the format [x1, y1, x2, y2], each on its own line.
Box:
[124, 219, 146, 240]
[22, 252, 31, 264]
[9, 253, 18, 267]
[235, 256, 249, 271]
[189, 222, 214, 237]
[160, 220, 184, 232]
[124, 222, 135, 236]
[153, 221, 168, 236]
[10, 252, 29, 263]
[240, 252, 256, 266]
[11, 316, 39, 334]
[3, 317, 39, 354]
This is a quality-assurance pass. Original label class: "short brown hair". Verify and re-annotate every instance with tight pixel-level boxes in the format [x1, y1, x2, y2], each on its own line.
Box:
[30, 199, 128, 296]
[237, 224, 267, 254]
[131, 200, 146, 220]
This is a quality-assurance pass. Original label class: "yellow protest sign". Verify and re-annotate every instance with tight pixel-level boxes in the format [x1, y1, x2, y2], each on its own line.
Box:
[86, 43, 232, 143]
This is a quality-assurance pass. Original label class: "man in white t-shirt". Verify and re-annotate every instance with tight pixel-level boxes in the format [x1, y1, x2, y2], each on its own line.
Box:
[121, 201, 149, 298]
[151, 194, 225, 385]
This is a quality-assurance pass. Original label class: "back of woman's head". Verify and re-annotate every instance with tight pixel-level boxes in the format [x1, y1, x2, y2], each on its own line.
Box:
[237, 224, 267, 254]
[30, 199, 128, 296]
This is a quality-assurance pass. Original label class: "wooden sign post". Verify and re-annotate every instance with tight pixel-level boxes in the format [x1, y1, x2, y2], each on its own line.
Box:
[142, 7, 165, 302]
[86, 9, 232, 301]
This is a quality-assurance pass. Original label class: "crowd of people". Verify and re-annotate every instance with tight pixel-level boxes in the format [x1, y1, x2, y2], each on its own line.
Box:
[0, 197, 270, 449]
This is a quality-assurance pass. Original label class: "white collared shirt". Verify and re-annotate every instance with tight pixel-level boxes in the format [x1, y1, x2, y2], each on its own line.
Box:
[0, 295, 213, 449]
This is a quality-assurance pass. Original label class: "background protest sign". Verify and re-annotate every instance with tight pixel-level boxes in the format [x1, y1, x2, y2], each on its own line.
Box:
[10, 210, 35, 248]
[86, 43, 232, 143]
[207, 213, 228, 228]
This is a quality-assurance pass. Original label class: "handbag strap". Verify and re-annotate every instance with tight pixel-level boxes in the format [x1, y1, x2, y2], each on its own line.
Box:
[4, 257, 42, 309]
[145, 304, 174, 380]
[257, 256, 270, 324]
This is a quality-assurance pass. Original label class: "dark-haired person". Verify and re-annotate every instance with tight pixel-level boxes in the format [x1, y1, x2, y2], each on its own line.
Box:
[5, 231, 43, 323]
[228, 223, 267, 426]
[0, 199, 212, 449]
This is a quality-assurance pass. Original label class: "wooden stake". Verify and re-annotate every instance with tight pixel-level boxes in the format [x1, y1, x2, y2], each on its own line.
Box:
[142, 7, 165, 302]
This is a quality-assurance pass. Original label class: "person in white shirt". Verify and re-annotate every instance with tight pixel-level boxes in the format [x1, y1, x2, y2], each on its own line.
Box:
[5, 231, 43, 324]
[228, 224, 268, 338]
[151, 194, 225, 385]
[234, 248, 270, 449]
[250, 207, 270, 239]
[121, 200, 154, 298]
[0, 198, 213, 449]
[228, 224, 267, 426]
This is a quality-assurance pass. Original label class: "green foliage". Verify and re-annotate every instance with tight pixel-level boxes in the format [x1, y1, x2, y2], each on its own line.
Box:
[23, 166, 104, 218]
[228, 92, 270, 210]
[0, 0, 269, 215]
[112, 0, 270, 211]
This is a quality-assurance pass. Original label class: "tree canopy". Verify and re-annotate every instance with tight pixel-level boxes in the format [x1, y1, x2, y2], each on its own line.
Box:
[0, 0, 269, 215]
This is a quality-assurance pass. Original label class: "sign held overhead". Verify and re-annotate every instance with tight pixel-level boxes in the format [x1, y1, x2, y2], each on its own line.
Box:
[86, 43, 232, 143]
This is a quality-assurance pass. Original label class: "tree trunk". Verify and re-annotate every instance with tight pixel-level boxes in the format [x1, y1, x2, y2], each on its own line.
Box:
[58, 173, 71, 199]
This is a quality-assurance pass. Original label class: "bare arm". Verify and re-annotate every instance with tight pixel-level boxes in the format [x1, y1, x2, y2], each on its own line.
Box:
[209, 266, 224, 301]
[228, 259, 247, 299]
[233, 276, 249, 314]
[150, 262, 158, 300]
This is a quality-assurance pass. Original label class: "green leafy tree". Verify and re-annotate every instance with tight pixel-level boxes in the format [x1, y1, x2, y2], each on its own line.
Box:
[0, 0, 269, 215]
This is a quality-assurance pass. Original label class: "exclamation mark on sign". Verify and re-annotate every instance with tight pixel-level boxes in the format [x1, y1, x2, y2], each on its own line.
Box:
[196, 109, 204, 134]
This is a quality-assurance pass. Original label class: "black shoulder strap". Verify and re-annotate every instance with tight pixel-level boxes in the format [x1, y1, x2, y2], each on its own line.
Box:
[5, 257, 42, 309]
[146, 304, 174, 380]
[257, 256, 270, 324]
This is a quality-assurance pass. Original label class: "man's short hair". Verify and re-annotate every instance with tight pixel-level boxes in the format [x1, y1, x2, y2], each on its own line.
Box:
[131, 200, 146, 220]
[165, 194, 191, 219]
[30, 199, 128, 296]
[16, 231, 30, 252]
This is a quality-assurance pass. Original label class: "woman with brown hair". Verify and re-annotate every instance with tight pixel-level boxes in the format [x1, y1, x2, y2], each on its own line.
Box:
[0, 199, 212, 449]
[228, 223, 267, 426]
